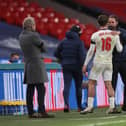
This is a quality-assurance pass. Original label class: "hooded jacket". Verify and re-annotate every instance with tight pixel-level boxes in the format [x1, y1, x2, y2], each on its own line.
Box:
[55, 31, 86, 69]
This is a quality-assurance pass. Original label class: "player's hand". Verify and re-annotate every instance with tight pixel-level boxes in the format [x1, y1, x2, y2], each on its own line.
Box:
[82, 65, 87, 74]
[85, 72, 88, 77]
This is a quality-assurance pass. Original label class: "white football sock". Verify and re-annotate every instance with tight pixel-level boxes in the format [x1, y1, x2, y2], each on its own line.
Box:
[88, 97, 94, 108]
[109, 97, 115, 109]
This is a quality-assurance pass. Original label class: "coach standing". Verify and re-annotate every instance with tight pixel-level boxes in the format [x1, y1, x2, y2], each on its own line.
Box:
[55, 25, 86, 112]
[19, 16, 54, 118]
[108, 15, 126, 111]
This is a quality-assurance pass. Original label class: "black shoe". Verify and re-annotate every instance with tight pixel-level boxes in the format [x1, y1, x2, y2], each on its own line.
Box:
[106, 107, 121, 114]
[28, 113, 39, 118]
[78, 107, 85, 112]
[64, 108, 69, 112]
[64, 105, 69, 113]
[122, 105, 126, 111]
[38, 112, 55, 118]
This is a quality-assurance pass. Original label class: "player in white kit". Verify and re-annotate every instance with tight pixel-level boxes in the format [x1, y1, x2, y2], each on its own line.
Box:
[80, 15, 123, 114]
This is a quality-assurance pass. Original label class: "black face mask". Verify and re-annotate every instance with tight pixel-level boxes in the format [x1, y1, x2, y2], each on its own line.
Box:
[10, 59, 19, 63]
[70, 25, 82, 36]
[78, 32, 82, 37]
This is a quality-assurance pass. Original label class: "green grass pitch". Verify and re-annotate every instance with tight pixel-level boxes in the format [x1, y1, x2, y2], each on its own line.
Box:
[0, 108, 126, 126]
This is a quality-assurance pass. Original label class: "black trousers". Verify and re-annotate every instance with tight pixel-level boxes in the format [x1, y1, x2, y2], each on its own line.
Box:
[26, 84, 45, 115]
[112, 61, 126, 106]
[63, 67, 83, 109]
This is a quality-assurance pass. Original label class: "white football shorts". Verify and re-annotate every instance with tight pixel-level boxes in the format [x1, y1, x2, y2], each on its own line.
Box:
[89, 62, 112, 81]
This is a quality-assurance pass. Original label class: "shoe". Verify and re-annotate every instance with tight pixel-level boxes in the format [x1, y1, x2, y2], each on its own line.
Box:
[78, 108, 81, 112]
[64, 108, 69, 112]
[64, 105, 69, 113]
[78, 107, 85, 112]
[122, 105, 126, 111]
[80, 107, 93, 114]
[28, 113, 39, 118]
[106, 108, 121, 114]
[38, 112, 55, 118]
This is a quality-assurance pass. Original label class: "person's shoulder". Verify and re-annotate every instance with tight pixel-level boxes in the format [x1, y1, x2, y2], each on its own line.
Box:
[29, 32, 40, 40]
[118, 27, 126, 33]
[60, 38, 68, 43]
[20, 30, 38, 37]
[19, 31, 24, 38]
[30, 31, 39, 37]
[91, 31, 98, 39]
[92, 30, 99, 36]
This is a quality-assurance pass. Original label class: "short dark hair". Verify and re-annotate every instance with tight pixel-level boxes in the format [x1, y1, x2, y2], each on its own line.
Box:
[97, 15, 108, 26]
[109, 15, 119, 22]
[10, 53, 19, 57]
[70, 25, 82, 35]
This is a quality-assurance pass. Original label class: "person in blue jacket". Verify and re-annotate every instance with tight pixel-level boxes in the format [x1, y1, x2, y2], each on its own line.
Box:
[108, 15, 126, 111]
[54, 25, 86, 112]
[8, 52, 20, 64]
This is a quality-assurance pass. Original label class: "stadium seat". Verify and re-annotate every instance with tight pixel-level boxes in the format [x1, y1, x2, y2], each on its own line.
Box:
[0, 0, 97, 46]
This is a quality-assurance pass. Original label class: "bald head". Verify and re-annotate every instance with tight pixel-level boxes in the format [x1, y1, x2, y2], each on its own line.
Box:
[23, 16, 36, 31]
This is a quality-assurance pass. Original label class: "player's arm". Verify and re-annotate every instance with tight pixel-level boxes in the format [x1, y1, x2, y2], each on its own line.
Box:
[82, 41, 95, 74]
[115, 35, 123, 52]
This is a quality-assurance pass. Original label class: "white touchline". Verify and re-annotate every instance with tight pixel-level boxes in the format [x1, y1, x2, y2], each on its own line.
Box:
[69, 114, 126, 121]
[79, 120, 126, 126]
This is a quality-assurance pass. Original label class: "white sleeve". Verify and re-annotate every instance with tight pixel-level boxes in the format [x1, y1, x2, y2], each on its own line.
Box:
[115, 35, 123, 52]
[84, 44, 95, 66]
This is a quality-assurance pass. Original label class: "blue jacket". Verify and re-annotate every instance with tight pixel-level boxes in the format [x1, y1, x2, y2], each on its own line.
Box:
[54, 31, 86, 69]
[113, 27, 126, 62]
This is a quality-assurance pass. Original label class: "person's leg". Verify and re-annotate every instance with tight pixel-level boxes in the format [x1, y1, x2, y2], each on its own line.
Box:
[63, 68, 72, 111]
[26, 84, 35, 116]
[87, 79, 96, 108]
[104, 64, 115, 110]
[73, 70, 83, 110]
[104, 81, 121, 114]
[36, 84, 54, 118]
[112, 62, 119, 91]
[80, 79, 96, 114]
[119, 62, 126, 110]
[80, 63, 101, 114]
[104, 64, 120, 114]
[112, 62, 120, 110]
[36, 84, 46, 113]
[86, 63, 101, 109]
[105, 81, 115, 109]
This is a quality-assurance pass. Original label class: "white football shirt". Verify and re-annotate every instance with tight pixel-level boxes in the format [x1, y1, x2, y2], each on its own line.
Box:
[91, 29, 121, 64]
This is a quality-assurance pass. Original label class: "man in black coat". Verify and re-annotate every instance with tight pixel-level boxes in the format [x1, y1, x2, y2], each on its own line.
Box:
[108, 15, 126, 111]
[55, 25, 86, 112]
[19, 16, 54, 118]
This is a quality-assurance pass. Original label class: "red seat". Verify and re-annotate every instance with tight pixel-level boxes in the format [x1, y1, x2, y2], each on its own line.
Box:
[80, 34, 91, 49]
[36, 20, 48, 35]
[0, 0, 98, 42]
[44, 58, 52, 63]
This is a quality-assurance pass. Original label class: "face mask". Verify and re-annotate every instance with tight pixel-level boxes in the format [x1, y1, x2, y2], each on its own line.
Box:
[10, 59, 19, 63]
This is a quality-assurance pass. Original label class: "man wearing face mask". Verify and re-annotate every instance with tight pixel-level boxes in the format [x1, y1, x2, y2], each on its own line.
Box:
[108, 15, 126, 111]
[19, 16, 54, 118]
[8, 53, 20, 64]
[54, 25, 86, 112]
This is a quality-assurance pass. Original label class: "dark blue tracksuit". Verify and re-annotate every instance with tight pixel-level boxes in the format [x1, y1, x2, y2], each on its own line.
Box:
[112, 27, 126, 107]
[54, 31, 86, 109]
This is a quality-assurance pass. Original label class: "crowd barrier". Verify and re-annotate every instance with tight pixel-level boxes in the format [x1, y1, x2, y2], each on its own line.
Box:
[0, 63, 124, 115]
